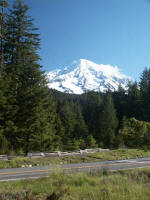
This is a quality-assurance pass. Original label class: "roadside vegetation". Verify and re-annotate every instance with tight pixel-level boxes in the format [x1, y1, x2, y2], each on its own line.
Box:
[0, 169, 150, 199]
[0, 148, 150, 169]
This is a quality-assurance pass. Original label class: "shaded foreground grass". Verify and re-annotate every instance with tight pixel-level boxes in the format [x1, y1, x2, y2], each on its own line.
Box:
[0, 169, 150, 199]
[0, 148, 150, 169]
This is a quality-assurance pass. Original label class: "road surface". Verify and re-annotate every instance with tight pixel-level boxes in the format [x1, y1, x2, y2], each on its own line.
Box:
[0, 157, 150, 181]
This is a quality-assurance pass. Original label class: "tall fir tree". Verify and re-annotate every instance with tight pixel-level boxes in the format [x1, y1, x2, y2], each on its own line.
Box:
[139, 68, 150, 122]
[0, 0, 9, 70]
[126, 81, 141, 120]
[0, 0, 11, 153]
[96, 93, 118, 148]
[2, 0, 52, 153]
[112, 85, 127, 121]
[81, 91, 102, 137]
[58, 100, 76, 148]
[72, 103, 88, 139]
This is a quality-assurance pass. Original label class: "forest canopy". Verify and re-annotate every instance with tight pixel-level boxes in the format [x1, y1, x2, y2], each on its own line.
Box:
[0, 0, 150, 154]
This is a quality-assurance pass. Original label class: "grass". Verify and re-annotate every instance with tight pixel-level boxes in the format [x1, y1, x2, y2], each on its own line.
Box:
[0, 148, 150, 169]
[88, 148, 150, 160]
[0, 169, 150, 199]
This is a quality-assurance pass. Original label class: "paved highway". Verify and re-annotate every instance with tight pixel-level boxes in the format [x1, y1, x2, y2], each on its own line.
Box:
[0, 157, 150, 181]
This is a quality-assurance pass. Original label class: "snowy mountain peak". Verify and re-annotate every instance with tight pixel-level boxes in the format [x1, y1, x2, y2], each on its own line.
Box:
[47, 59, 131, 94]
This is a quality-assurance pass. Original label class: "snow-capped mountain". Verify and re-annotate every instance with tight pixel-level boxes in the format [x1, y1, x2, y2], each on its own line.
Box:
[47, 59, 131, 94]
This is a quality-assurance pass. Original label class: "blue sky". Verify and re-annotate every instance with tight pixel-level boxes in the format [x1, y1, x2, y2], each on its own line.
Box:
[8, 0, 150, 80]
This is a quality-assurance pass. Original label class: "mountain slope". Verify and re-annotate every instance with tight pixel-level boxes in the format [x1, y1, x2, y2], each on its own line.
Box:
[47, 59, 131, 94]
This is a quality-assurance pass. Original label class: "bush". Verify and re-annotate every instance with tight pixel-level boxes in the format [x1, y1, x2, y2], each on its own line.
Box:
[119, 118, 150, 148]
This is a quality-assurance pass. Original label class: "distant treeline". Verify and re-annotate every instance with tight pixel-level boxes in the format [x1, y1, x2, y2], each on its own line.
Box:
[0, 0, 150, 154]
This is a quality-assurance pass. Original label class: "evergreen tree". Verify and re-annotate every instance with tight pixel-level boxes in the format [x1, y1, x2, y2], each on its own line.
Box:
[113, 84, 127, 120]
[0, 0, 9, 70]
[2, 0, 51, 153]
[126, 81, 141, 120]
[139, 68, 150, 121]
[0, 0, 13, 153]
[58, 100, 76, 149]
[41, 89, 62, 151]
[96, 93, 118, 147]
[81, 91, 102, 138]
[72, 103, 88, 140]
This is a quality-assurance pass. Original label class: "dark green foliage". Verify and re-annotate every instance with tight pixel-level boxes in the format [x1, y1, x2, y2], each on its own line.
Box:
[86, 135, 98, 148]
[119, 118, 150, 148]
[1, 0, 150, 153]
[0, 135, 8, 154]
[51, 66, 150, 150]
[126, 81, 141, 119]
[3, 0, 47, 153]
[139, 68, 150, 121]
[0, 0, 58, 153]
[0, 0, 9, 70]
[113, 85, 127, 121]
[57, 100, 88, 150]
[95, 93, 118, 147]
[81, 91, 102, 133]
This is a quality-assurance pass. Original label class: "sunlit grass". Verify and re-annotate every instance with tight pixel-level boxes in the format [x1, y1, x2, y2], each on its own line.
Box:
[0, 169, 150, 199]
[0, 148, 150, 169]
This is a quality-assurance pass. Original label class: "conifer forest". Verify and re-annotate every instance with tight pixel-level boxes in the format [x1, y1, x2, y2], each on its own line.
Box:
[1, 0, 150, 154]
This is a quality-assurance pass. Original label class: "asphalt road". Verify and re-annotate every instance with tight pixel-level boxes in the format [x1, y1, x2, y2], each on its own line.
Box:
[0, 157, 150, 181]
